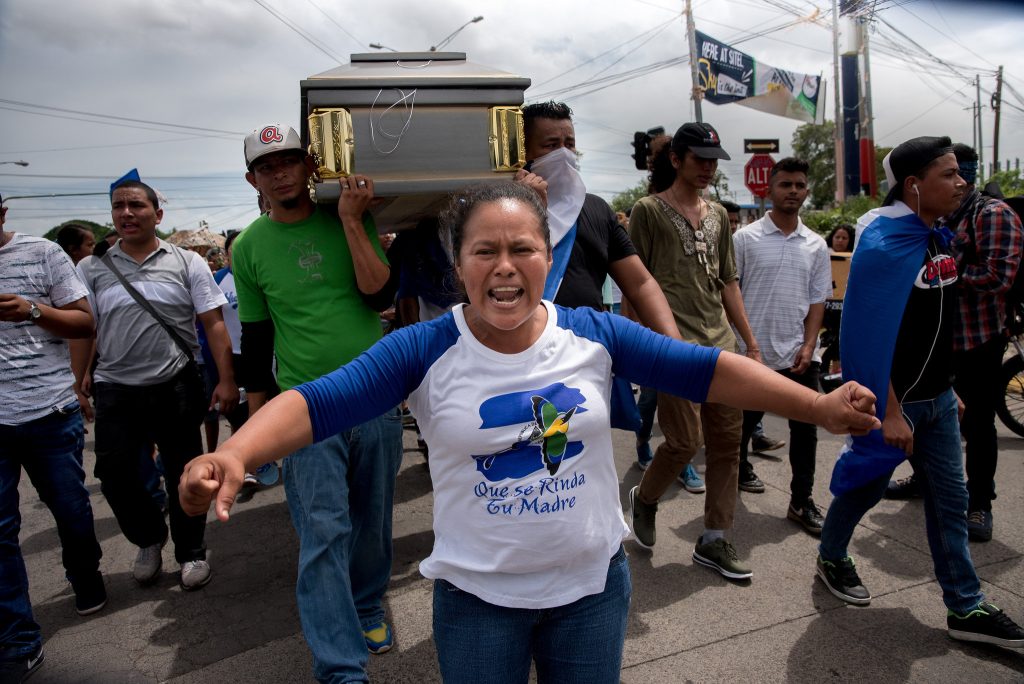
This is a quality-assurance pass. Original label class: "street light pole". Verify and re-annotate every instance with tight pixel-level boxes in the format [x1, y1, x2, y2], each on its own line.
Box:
[429, 16, 483, 52]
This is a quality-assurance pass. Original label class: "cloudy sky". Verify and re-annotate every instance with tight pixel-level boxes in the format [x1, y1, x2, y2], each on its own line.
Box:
[2, 0, 1022, 237]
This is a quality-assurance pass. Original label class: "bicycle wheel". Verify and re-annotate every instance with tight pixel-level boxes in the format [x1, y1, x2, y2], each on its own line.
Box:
[996, 354, 1024, 438]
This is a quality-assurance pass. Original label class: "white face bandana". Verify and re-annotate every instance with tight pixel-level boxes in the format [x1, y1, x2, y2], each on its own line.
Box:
[529, 146, 587, 247]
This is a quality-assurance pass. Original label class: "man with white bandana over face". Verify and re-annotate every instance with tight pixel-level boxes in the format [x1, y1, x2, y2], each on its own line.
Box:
[517, 102, 679, 345]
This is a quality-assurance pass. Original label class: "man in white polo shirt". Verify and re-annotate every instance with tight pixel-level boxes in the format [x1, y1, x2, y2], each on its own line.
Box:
[732, 157, 832, 535]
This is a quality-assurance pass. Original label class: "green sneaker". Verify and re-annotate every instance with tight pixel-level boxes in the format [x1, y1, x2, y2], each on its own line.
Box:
[692, 536, 752, 580]
[629, 485, 657, 549]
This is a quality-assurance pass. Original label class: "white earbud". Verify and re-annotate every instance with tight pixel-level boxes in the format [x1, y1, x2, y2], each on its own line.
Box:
[912, 184, 920, 195]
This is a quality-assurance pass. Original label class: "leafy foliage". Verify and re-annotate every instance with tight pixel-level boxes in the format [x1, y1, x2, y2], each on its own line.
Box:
[800, 195, 880, 236]
[42, 219, 111, 241]
[610, 181, 648, 213]
[792, 121, 836, 209]
[985, 168, 1024, 197]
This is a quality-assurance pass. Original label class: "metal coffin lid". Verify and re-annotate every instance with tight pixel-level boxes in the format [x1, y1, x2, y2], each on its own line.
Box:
[301, 53, 531, 233]
[301, 52, 531, 95]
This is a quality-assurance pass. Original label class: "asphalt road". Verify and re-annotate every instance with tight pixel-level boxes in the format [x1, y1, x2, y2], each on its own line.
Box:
[15, 411, 1024, 683]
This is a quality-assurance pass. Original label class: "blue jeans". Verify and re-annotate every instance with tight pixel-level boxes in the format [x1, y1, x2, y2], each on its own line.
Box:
[0, 403, 102, 661]
[282, 408, 403, 684]
[819, 389, 984, 614]
[433, 546, 631, 684]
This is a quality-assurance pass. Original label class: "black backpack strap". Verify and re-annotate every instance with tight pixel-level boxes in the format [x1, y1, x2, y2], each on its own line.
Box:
[100, 252, 196, 364]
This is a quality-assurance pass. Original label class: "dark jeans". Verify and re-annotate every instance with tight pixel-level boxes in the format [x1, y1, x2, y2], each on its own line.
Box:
[635, 386, 657, 444]
[820, 389, 983, 614]
[740, 363, 820, 506]
[93, 368, 207, 564]
[954, 336, 1006, 512]
[0, 403, 102, 660]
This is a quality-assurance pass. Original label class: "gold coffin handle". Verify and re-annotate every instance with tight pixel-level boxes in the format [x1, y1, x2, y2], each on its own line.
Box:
[489, 106, 525, 172]
[308, 108, 354, 179]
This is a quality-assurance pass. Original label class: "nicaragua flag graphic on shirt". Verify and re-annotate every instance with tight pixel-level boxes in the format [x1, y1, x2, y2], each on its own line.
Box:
[473, 382, 587, 481]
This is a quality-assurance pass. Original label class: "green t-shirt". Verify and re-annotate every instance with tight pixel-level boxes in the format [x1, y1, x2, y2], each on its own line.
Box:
[232, 206, 387, 390]
[629, 195, 738, 350]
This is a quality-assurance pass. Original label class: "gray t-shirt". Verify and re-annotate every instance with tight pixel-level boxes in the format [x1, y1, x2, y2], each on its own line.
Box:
[77, 240, 226, 386]
[0, 234, 89, 425]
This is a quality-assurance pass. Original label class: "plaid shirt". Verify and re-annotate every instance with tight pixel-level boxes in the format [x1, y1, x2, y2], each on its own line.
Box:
[948, 192, 1023, 351]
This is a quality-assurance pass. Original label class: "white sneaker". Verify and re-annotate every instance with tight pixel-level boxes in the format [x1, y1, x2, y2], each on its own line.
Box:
[180, 560, 212, 591]
[133, 542, 164, 585]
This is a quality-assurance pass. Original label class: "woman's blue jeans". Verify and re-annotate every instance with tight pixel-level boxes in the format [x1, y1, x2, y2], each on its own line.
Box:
[282, 408, 403, 683]
[819, 389, 984, 614]
[433, 546, 631, 684]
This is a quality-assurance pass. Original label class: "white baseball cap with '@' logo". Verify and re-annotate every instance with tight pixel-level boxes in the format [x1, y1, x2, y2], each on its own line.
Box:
[244, 124, 303, 168]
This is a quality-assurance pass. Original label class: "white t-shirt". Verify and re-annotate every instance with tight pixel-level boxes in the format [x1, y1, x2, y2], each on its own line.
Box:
[215, 267, 242, 354]
[0, 234, 89, 424]
[295, 301, 719, 609]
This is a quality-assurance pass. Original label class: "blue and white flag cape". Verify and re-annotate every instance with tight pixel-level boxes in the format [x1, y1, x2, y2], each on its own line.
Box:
[829, 202, 937, 496]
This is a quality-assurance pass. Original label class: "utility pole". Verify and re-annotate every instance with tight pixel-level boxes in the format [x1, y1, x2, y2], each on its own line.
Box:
[993, 65, 1003, 173]
[832, 0, 845, 202]
[976, 75, 985, 183]
[859, 13, 876, 197]
[685, 0, 703, 122]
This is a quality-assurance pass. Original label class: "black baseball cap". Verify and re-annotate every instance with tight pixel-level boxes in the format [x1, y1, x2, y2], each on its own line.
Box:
[673, 122, 731, 160]
[881, 135, 953, 206]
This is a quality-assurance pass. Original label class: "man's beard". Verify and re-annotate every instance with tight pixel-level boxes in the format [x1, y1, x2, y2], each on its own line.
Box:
[280, 195, 301, 210]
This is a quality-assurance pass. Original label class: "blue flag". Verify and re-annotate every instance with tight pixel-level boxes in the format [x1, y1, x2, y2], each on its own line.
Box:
[829, 204, 932, 496]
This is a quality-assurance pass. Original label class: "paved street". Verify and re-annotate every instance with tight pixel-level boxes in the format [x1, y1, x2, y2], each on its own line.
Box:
[16, 411, 1024, 683]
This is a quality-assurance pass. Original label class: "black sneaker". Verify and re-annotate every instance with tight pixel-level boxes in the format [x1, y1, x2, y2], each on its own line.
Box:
[738, 464, 765, 493]
[816, 555, 871, 605]
[72, 571, 107, 616]
[0, 646, 44, 683]
[629, 485, 657, 549]
[947, 602, 1024, 649]
[967, 510, 993, 542]
[884, 474, 922, 500]
[751, 434, 785, 453]
[787, 499, 824, 536]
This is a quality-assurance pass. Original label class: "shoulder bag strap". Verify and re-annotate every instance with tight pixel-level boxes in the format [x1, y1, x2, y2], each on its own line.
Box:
[100, 252, 196, 364]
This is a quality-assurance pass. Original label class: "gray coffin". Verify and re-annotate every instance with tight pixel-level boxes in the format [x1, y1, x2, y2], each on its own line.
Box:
[300, 52, 531, 232]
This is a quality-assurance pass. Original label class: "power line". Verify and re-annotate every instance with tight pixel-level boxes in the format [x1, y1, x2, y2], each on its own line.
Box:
[0, 98, 243, 136]
[304, 0, 364, 51]
[530, 17, 679, 91]
[876, 84, 972, 140]
[248, 0, 345, 64]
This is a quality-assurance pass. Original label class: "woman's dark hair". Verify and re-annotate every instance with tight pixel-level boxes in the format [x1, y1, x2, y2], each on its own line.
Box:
[648, 139, 678, 194]
[440, 181, 550, 263]
[224, 230, 240, 253]
[826, 224, 855, 249]
[56, 223, 92, 254]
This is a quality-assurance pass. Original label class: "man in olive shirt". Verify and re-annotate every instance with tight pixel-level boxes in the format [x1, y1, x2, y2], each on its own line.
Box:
[629, 123, 760, 580]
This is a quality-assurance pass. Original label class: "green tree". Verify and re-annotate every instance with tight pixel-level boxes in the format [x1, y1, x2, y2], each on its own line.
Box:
[792, 121, 835, 209]
[709, 169, 731, 201]
[985, 168, 1024, 197]
[43, 219, 110, 241]
[610, 181, 648, 213]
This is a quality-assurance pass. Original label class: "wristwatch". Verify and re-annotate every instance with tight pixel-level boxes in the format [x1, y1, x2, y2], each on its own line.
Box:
[26, 300, 42, 323]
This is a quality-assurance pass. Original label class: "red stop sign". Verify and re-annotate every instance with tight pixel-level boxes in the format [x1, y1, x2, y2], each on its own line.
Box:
[744, 153, 775, 199]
